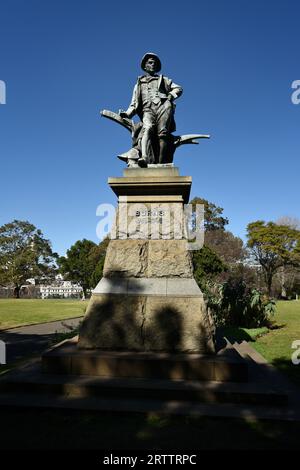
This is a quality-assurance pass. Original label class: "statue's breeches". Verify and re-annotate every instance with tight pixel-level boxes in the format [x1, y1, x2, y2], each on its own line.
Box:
[142, 101, 173, 137]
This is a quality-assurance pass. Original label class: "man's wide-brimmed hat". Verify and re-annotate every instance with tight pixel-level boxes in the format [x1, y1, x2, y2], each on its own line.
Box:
[141, 52, 162, 72]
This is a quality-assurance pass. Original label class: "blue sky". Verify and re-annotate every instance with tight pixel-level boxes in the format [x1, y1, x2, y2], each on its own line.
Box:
[0, 0, 299, 255]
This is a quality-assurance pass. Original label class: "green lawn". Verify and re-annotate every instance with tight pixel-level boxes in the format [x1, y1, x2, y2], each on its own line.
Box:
[251, 300, 300, 386]
[0, 299, 87, 330]
[221, 326, 269, 343]
[220, 300, 300, 386]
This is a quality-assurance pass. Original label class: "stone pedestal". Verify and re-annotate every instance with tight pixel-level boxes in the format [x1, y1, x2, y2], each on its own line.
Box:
[1, 171, 290, 418]
[78, 166, 215, 354]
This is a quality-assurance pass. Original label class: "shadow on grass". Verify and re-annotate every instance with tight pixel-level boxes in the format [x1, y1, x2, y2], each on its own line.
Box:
[269, 323, 286, 331]
[271, 357, 300, 388]
[217, 321, 287, 348]
[216, 326, 268, 345]
[0, 407, 300, 450]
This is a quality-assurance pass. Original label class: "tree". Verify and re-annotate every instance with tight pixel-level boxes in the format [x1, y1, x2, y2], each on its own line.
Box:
[0, 220, 57, 298]
[190, 197, 229, 290]
[189, 197, 229, 232]
[273, 265, 300, 299]
[276, 216, 300, 230]
[275, 216, 300, 297]
[89, 237, 110, 288]
[247, 221, 300, 296]
[193, 245, 227, 291]
[205, 230, 246, 265]
[58, 238, 108, 297]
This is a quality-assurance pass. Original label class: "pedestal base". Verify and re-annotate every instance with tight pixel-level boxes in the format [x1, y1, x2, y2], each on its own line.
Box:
[78, 278, 215, 354]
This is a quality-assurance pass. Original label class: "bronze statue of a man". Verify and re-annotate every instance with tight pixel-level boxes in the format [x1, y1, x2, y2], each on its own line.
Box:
[120, 53, 183, 165]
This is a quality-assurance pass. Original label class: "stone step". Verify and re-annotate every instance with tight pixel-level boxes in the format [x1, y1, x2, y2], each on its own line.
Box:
[0, 391, 296, 421]
[0, 371, 287, 406]
[42, 339, 248, 383]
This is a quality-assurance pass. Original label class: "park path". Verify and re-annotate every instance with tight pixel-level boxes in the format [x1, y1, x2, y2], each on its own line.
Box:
[0, 317, 83, 364]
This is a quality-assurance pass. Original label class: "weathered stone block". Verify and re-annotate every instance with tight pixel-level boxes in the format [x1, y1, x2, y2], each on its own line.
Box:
[78, 291, 215, 354]
[79, 294, 145, 350]
[147, 240, 193, 278]
[103, 239, 193, 278]
[103, 239, 148, 278]
[143, 297, 214, 353]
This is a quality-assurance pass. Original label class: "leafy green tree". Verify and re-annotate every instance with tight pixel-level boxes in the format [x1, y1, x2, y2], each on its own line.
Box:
[247, 221, 300, 296]
[275, 217, 300, 298]
[89, 237, 110, 288]
[59, 238, 109, 297]
[0, 220, 57, 298]
[189, 197, 229, 232]
[190, 197, 229, 290]
[193, 245, 227, 291]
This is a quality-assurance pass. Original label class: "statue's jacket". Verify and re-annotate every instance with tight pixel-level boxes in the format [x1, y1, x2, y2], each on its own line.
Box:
[125, 75, 183, 122]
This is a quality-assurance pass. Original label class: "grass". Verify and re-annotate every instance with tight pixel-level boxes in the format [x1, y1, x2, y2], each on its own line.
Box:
[220, 300, 300, 387]
[221, 326, 269, 343]
[0, 299, 88, 330]
[251, 300, 300, 386]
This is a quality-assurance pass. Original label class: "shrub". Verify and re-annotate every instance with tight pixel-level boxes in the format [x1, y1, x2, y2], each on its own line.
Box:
[202, 279, 276, 328]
